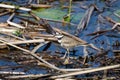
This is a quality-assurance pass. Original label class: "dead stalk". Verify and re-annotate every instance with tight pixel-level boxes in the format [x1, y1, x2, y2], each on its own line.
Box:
[51, 64, 120, 79]
[0, 38, 90, 72]
[7, 13, 25, 28]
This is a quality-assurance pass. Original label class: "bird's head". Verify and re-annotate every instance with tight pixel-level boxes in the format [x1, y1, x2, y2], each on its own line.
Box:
[54, 32, 64, 43]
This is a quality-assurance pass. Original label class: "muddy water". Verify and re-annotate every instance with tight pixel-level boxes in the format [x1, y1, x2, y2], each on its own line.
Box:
[0, 0, 120, 75]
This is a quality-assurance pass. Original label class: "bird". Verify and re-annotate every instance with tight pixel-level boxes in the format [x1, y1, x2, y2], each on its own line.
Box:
[55, 32, 101, 64]
[35, 18, 101, 64]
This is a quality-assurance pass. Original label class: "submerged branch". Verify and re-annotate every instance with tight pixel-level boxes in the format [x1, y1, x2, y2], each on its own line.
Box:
[75, 4, 95, 36]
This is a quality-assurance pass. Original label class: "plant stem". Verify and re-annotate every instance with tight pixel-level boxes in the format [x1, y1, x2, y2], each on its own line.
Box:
[68, 0, 72, 22]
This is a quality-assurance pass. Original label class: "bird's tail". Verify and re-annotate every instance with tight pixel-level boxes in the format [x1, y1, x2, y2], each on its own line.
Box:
[89, 43, 101, 51]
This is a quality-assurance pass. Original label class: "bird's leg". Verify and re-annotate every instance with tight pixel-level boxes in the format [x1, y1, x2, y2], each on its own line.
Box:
[64, 49, 70, 64]
[83, 46, 88, 64]
[89, 43, 101, 51]
[67, 49, 70, 60]
[61, 50, 67, 59]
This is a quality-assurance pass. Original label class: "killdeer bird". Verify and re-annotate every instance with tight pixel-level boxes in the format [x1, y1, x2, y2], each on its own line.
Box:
[55, 32, 101, 64]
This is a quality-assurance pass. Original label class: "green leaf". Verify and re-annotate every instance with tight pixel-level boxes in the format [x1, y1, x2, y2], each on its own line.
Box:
[32, 8, 67, 21]
[12, 30, 21, 36]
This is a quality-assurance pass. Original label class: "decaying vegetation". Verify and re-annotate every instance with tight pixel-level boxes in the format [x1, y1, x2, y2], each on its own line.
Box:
[0, 0, 120, 80]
